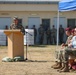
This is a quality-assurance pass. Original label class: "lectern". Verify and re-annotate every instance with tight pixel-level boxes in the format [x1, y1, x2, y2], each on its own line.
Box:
[4, 30, 24, 59]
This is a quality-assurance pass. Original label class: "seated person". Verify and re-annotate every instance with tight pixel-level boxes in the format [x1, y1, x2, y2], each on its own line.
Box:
[51, 27, 73, 71]
[59, 28, 76, 72]
[67, 28, 76, 70]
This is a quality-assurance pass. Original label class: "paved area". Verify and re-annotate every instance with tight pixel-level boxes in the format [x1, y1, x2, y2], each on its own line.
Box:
[0, 45, 76, 75]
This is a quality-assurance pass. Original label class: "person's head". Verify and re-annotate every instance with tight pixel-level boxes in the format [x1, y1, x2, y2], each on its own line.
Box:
[13, 16, 19, 25]
[52, 25, 55, 28]
[25, 26, 28, 29]
[65, 27, 72, 36]
[33, 25, 35, 28]
[60, 25, 62, 28]
[5, 25, 8, 29]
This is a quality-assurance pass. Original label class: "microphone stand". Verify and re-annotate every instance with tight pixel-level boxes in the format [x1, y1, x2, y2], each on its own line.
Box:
[25, 30, 32, 61]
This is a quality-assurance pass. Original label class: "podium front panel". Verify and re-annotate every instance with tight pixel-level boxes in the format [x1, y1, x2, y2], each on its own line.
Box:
[4, 30, 24, 59]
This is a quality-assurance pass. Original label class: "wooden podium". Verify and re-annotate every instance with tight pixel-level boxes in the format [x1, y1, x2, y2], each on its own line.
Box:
[4, 30, 24, 59]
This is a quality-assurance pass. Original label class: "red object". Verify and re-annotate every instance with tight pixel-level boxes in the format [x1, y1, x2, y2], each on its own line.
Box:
[72, 65, 76, 70]
[65, 27, 71, 31]
[71, 29, 74, 33]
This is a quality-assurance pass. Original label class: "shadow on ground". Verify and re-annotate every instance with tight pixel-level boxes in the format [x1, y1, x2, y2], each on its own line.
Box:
[24, 60, 51, 62]
[15, 59, 51, 63]
[28, 45, 47, 47]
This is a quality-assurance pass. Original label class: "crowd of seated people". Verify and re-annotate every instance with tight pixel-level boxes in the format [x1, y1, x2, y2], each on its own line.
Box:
[51, 27, 76, 72]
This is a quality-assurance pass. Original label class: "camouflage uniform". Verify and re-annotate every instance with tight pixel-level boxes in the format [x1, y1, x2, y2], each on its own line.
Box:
[38, 26, 44, 44]
[10, 23, 25, 35]
[55, 35, 73, 63]
[51, 28, 57, 44]
[46, 28, 51, 44]
[32, 26, 37, 44]
[62, 35, 76, 63]
[59, 27, 64, 44]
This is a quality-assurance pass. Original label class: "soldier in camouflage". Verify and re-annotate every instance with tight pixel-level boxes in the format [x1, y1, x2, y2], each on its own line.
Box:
[59, 25, 64, 44]
[60, 28, 75, 72]
[32, 25, 37, 44]
[46, 27, 51, 44]
[10, 16, 25, 35]
[52, 27, 73, 72]
[38, 24, 44, 44]
[51, 25, 57, 45]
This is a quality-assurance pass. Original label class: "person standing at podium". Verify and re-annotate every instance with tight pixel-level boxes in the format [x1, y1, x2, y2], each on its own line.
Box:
[10, 16, 25, 35]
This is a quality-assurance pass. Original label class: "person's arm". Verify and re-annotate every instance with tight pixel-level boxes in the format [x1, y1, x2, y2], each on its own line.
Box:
[65, 36, 74, 47]
[63, 44, 68, 46]
[9, 24, 12, 29]
[21, 25, 25, 35]
[61, 43, 68, 47]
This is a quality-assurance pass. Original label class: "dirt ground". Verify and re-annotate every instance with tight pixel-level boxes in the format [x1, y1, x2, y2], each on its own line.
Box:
[0, 45, 76, 75]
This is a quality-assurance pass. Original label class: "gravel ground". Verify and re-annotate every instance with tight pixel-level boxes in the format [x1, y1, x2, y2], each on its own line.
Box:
[0, 45, 76, 75]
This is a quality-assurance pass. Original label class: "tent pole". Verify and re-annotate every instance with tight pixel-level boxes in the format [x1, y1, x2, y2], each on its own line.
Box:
[56, 10, 59, 47]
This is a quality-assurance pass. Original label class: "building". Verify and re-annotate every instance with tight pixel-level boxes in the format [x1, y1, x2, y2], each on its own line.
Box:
[0, 0, 76, 44]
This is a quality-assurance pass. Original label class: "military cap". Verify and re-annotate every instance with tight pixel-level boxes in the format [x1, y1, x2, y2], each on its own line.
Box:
[71, 29, 74, 33]
[13, 16, 18, 20]
[65, 27, 71, 31]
